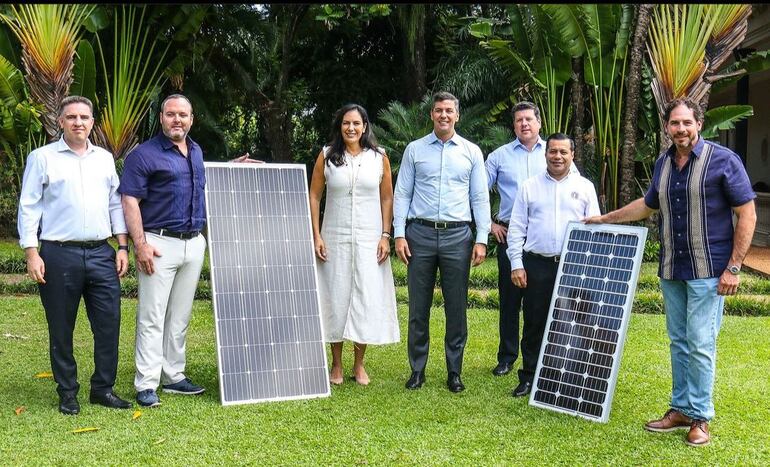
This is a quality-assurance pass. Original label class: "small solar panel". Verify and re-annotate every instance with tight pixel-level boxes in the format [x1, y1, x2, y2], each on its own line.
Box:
[529, 221, 647, 423]
[204, 162, 330, 405]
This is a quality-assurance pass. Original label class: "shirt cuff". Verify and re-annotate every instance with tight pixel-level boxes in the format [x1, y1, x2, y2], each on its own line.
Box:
[19, 237, 38, 249]
[474, 231, 488, 244]
[394, 224, 405, 238]
[511, 258, 524, 270]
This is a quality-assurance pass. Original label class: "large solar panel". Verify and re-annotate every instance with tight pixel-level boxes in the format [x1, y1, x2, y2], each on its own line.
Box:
[204, 162, 330, 405]
[530, 221, 647, 423]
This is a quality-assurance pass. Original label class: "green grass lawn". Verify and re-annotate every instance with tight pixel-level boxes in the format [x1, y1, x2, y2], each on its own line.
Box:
[1, 296, 769, 465]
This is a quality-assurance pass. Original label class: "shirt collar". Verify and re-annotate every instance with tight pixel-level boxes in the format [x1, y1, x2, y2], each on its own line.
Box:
[157, 132, 195, 152]
[56, 136, 95, 155]
[665, 135, 705, 159]
[429, 131, 461, 146]
[512, 136, 544, 152]
[544, 167, 577, 183]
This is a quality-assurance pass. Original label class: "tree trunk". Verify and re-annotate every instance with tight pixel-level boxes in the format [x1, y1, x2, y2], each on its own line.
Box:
[619, 4, 653, 207]
[397, 5, 427, 102]
[570, 56, 585, 168]
[260, 5, 308, 162]
[263, 102, 293, 162]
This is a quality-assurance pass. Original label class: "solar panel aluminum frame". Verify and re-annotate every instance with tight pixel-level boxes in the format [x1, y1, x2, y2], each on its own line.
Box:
[204, 162, 330, 406]
[528, 221, 647, 423]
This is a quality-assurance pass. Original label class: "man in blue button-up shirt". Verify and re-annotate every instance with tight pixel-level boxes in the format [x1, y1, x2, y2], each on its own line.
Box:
[485, 101, 546, 378]
[120, 94, 208, 407]
[394, 91, 491, 393]
[586, 98, 756, 447]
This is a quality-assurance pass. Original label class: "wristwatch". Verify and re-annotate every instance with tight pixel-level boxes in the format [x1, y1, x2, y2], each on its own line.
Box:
[726, 264, 740, 275]
[118, 244, 130, 253]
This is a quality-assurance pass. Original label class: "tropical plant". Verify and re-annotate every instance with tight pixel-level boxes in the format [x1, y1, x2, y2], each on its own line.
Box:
[92, 5, 170, 160]
[0, 52, 45, 235]
[0, 4, 94, 140]
[619, 4, 654, 207]
[543, 4, 634, 211]
[646, 5, 753, 139]
[469, 4, 572, 135]
[371, 95, 433, 172]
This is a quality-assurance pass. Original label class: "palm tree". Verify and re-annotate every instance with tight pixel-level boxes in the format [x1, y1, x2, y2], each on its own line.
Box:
[619, 4, 654, 207]
[92, 5, 170, 160]
[647, 5, 752, 129]
[0, 4, 94, 140]
[543, 4, 635, 211]
[470, 5, 572, 135]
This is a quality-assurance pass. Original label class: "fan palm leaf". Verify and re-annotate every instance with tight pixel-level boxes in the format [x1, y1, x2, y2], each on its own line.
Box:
[0, 4, 94, 139]
[92, 5, 170, 160]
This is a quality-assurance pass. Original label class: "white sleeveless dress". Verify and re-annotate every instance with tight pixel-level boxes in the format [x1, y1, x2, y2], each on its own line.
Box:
[317, 147, 400, 344]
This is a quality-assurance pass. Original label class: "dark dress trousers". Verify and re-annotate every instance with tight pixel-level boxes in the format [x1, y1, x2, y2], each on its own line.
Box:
[405, 222, 473, 375]
[38, 241, 121, 397]
[518, 252, 559, 384]
[496, 249, 523, 365]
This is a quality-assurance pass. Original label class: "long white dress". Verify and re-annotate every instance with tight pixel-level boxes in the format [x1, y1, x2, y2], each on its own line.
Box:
[317, 147, 400, 344]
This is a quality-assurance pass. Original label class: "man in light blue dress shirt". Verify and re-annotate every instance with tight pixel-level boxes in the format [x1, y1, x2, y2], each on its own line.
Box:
[485, 101, 546, 377]
[394, 91, 491, 393]
[17, 96, 133, 414]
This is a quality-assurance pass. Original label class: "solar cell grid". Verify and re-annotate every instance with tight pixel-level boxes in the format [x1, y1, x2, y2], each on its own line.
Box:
[204, 163, 330, 406]
[530, 222, 647, 423]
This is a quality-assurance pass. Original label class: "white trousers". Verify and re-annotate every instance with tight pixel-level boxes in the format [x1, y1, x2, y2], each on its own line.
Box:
[134, 232, 206, 391]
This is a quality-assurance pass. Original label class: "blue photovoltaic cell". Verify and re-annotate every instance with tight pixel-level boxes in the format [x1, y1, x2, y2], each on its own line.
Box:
[530, 222, 647, 423]
[204, 163, 330, 405]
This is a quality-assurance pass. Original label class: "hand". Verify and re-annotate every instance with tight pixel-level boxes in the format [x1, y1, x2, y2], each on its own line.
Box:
[314, 236, 328, 262]
[583, 215, 604, 224]
[135, 241, 162, 275]
[717, 269, 740, 296]
[471, 243, 486, 267]
[511, 268, 527, 289]
[26, 251, 46, 284]
[376, 237, 390, 265]
[395, 238, 411, 265]
[231, 152, 264, 164]
[491, 222, 508, 244]
[116, 250, 129, 278]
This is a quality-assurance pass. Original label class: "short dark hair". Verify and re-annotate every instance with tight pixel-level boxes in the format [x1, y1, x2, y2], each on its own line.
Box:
[58, 96, 93, 117]
[511, 101, 540, 122]
[545, 132, 574, 152]
[432, 91, 460, 113]
[663, 98, 703, 124]
[160, 94, 193, 114]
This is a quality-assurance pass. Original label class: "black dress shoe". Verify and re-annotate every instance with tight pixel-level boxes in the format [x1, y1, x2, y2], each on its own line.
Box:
[492, 362, 514, 376]
[59, 394, 80, 415]
[405, 371, 425, 390]
[447, 372, 465, 393]
[512, 381, 532, 397]
[90, 391, 133, 409]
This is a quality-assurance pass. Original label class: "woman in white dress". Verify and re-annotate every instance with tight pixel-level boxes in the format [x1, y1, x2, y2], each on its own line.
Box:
[309, 104, 400, 386]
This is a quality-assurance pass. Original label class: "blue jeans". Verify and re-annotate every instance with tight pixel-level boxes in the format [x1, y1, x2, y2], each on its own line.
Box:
[660, 278, 724, 421]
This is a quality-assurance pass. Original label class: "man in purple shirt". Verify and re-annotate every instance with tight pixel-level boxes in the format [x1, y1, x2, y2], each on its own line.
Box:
[120, 94, 207, 408]
[586, 98, 756, 447]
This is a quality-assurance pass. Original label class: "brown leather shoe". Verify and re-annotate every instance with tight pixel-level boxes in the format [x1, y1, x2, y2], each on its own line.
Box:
[686, 420, 710, 447]
[644, 409, 692, 432]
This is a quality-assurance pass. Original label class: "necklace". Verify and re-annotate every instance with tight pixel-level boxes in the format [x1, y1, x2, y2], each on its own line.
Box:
[346, 151, 363, 195]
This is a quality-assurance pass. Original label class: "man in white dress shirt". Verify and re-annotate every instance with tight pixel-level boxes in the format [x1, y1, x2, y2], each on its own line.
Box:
[506, 133, 601, 397]
[17, 96, 132, 414]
